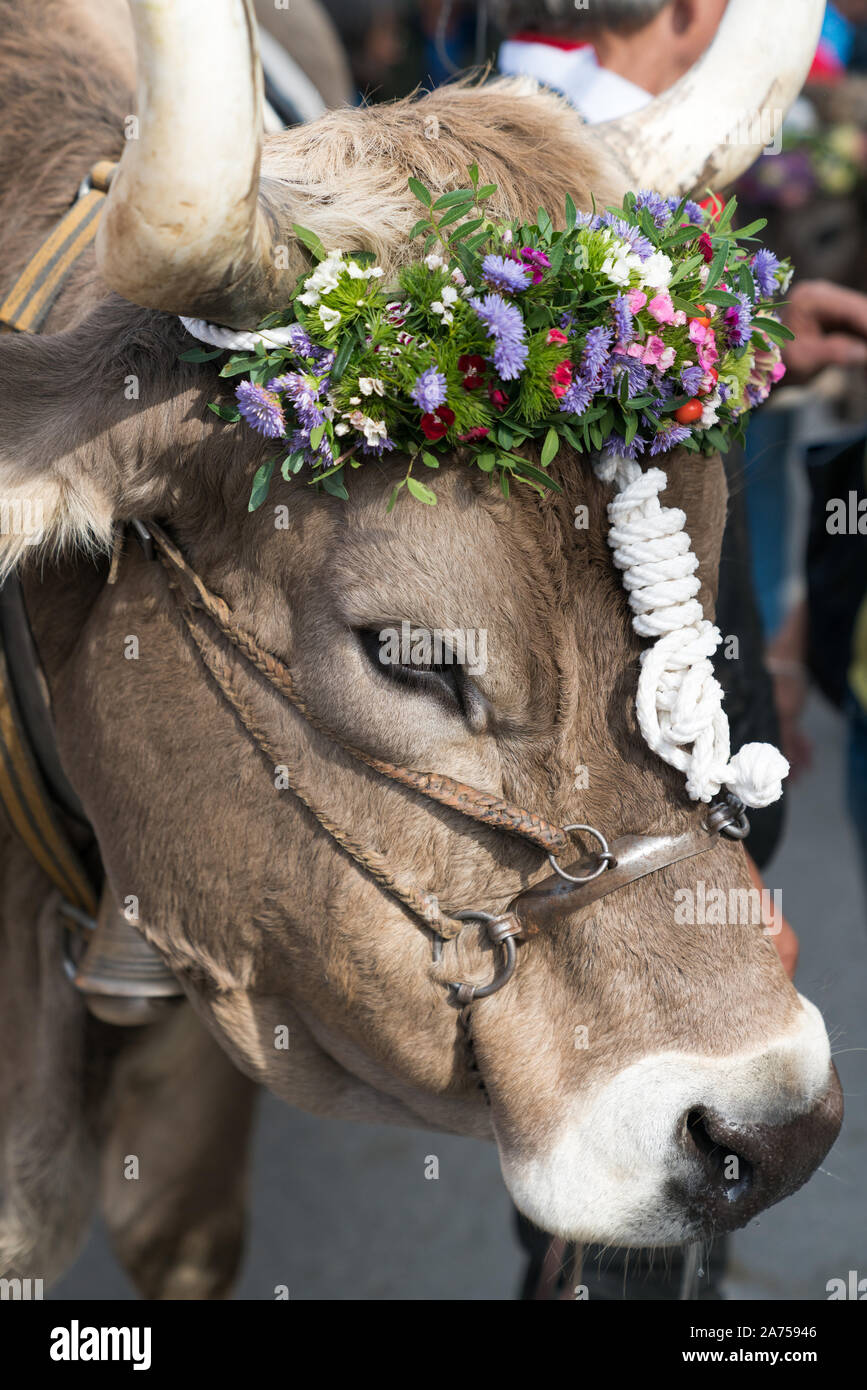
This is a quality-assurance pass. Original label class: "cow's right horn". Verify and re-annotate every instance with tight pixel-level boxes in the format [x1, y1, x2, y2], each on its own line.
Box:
[596, 0, 826, 198]
[96, 0, 301, 328]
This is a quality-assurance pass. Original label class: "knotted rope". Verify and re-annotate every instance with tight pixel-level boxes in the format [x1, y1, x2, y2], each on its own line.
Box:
[594, 454, 788, 809]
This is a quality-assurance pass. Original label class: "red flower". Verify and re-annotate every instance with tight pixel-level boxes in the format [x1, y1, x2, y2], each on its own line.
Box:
[458, 353, 486, 390]
[698, 232, 714, 264]
[420, 406, 456, 440]
[458, 426, 490, 442]
[550, 359, 573, 399]
[547, 328, 569, 346]
[487, 384, 509, 412]
[700, 191, 725, 220]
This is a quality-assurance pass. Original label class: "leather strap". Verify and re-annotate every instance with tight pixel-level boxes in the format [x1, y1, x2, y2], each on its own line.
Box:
[0, 161, 115, 334]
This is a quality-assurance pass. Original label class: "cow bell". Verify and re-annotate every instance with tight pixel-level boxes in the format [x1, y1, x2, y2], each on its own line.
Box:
[72, 888, 184, 1026]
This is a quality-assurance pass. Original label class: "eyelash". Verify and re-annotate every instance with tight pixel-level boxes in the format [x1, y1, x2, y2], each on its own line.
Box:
[357, 627, 467, 716]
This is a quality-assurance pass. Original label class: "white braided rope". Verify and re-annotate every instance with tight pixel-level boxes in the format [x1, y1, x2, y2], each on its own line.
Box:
[179, 317, 299, 353]
[594, 454, 788, 809]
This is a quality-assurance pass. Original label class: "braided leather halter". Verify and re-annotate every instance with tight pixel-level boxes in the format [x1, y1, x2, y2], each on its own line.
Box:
[138, 519, 749, 1006]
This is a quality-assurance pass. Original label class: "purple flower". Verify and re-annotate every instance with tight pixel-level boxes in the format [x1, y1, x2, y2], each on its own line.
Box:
[575, 211, 603, 231]
[604, 433, 646, 462]
[236, 380, 285, 437]
[410, 366, 448, 412]
[581, 325, 613, 381]
[614, 353, 650, 397]
[469, 293, 528, 381]
[559, 311, 575, 334]
[559, 374, 597, 416]
[602, 214, 654, 260]
[667, 196, 704, 225]
[634, 191, 672, 228]
[519, 247, 551, 285]
[650, 423, 692, 456]
[612, 293, 634, 346]
[287, 427, 333, 467]
[752, 249, 781, 299]
[681, 362, 705, 396]
[280, 323, 316, 359]
[724, 292, 753, 348]
[269, 371, 327, 430]
[482, 254, 532, 294]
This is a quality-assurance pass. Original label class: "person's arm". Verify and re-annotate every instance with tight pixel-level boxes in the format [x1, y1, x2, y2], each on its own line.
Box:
[781, 279, 867, 384]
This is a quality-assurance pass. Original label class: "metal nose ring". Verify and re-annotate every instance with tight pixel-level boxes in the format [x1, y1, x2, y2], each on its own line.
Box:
[547, 823, 615, 884]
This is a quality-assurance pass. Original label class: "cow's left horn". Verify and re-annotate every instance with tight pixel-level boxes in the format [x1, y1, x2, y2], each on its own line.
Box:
[97, 0, 298, 327]
[595, 0, 825, 197]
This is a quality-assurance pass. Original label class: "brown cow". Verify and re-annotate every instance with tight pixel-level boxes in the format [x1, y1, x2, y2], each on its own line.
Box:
[0, 0, 840, 1298]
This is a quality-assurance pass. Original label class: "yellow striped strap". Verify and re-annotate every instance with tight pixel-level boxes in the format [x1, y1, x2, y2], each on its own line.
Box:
[0, 160, 116, 335]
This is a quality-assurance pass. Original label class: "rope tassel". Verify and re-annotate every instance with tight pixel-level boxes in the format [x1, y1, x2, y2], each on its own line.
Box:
[594, 455, 789, 809]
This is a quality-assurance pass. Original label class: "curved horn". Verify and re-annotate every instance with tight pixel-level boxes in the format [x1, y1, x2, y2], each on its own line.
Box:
[595, 0, 826, 197]
[97, 0, 297, 326]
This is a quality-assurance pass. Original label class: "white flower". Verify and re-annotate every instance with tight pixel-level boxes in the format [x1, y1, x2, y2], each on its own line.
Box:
[347, 261, 384, 280]
[440, 285, 458, 306]
[780, 265, 794, 294]
[502, 229, 513, 245]
[297, 251, 345, 306]
[699, 264, 711, 287]
[641, 251, 674, 291]
[451, 268, 466, 286]
[601, 246, 642, 288]
[425, 253, 445, 270]
[318, 305, 342, 330]
[359, 377, 385, 397]
[701, 389, 722, 429]
[335, 422, 350, 436]
[362, 417, 388, 447]
[430, 300, 454, 323]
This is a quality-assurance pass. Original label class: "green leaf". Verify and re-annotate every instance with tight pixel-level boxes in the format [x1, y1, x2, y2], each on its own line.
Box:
[476, 452, 496, 473]
[248, 457, 275, 511]
[668, 252, 705, 288]
[704, 243, 728, 293]
[702, 289, 740, 307]
[436, 202, 475, 230]
[432, 187, 474, 210]
[309, 423, 326, 451]
[447, 216, 485, 242]
[476, 184, 497, 200]
[407, 476, 437, 505]
[421, 451, 440, 469]
[322, 471, 350, 501]
[468, 162, 479, 188]
[408, 177, 432, 207]
[219, 358, 259, 377]
[731, 217, 768, 240]
[281, 451, 306, 479]
[179, 347, 224, 362]
[509, 460, 563, 493]
[704, 426, 728, 452]
[207, 402, 241, 422]
[292, 223, 327, 262]
[753, 316, 795, 343]
[541, 427, 560, 468]
[565, 193, 577, 232]
[386, 479, 406, 513]
[409, 218, 432, 240]
[330, 330, 356, 382]
[625, 412, 639, 447]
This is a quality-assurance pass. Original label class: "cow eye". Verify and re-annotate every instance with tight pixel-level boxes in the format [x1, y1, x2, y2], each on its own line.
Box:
[356, 626, 467, 716]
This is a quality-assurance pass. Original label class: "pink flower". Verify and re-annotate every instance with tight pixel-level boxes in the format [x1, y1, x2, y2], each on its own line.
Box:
[520, 247, 551, 285]
[689, 320, 719, 371]
[771, 361, 787, 384]
[550, 360, 573, 399]
[642, 334, 676, 371]
[547, 328, 569, 346]
[672, 310, 688, 327]
[626, 342, 645, 360]
[648, 292, 676, 325]
[626, 288, 648, 314]
[458, 426, 491, 441]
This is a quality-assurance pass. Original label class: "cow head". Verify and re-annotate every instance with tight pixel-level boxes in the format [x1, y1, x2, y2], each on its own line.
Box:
[0, 0, 839, 1246]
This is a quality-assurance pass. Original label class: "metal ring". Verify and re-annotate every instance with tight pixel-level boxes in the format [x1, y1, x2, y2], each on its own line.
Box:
[547, 823, 615, 884]
[447, 909, 520, 1003]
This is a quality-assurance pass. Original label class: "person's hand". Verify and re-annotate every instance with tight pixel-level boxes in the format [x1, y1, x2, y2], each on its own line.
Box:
[745, 852, 799, 980]
[781, 280, 867, 385]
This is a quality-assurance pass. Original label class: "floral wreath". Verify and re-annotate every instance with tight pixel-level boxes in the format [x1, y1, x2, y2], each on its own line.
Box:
[181, 167, 793, 512]
[179, 171, 794, 814]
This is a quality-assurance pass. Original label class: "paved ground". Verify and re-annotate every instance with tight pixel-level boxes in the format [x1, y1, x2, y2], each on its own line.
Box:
[51, 696, 866, 1302]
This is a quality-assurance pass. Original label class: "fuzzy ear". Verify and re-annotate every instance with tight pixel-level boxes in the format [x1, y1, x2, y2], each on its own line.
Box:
[0, 303, 204, 577]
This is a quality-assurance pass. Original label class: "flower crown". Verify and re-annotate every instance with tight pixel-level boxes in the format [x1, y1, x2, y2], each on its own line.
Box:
[181, 168, 793, 511]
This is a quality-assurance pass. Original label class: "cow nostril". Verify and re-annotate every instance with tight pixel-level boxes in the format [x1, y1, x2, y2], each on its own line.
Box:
[684, 1108, 753, 1202]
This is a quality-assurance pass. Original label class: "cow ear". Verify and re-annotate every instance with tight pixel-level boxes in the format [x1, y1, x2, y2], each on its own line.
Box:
[0, 307, 188, 577]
